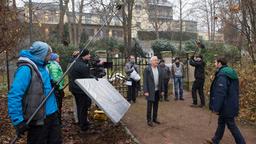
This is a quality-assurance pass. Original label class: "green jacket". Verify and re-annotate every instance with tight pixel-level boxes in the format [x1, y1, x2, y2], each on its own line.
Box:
[47, 61, 64, 89]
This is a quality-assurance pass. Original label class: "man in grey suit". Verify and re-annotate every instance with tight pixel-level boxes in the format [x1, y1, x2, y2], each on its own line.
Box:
[143, 56, 164, 127]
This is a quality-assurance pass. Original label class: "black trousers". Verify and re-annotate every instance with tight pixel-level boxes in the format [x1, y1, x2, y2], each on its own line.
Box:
[163, 79, 170, 100]
[192, 79, 205, 105]
[127, 79, 137, 102]
[72, 92, 91, 130]
[27, 112, 62, 144]
[147, 91, 160, 122]
[54, 89, 64, 124]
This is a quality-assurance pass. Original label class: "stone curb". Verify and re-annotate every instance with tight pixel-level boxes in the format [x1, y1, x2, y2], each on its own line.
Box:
[120, 121, 140, 144]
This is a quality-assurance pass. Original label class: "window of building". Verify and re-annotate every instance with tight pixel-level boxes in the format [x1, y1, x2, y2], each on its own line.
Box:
[112, 30, 123, 38]
[136, 22, 141, 28]
[84, 15, 92, 24]
[86, 28, 94, 37]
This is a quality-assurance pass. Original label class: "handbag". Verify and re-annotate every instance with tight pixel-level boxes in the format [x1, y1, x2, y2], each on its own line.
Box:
[130, 69, 141, 81]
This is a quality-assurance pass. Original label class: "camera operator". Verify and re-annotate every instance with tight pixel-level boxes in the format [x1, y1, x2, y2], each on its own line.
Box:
[68, 49, 92, 132]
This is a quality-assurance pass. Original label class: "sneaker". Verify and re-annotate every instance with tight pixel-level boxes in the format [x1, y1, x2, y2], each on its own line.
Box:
[180, 98, 184, 100]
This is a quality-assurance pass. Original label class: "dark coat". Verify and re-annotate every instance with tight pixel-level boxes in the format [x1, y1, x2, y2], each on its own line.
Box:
[209, 65, 239, 117]
[68, 57, 91, 94]
[189, 58, 205, 80]
[143, 65, 164, 101]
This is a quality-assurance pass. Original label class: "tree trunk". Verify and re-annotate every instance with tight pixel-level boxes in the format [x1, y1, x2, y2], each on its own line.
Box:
[77, 0, 85, 46]
[179, 0, 182, 52]
[58, 0, 69, 43]
[12, 0, 16, 9]
[71, 0, 77, 47]
[67, 4, 73, 44]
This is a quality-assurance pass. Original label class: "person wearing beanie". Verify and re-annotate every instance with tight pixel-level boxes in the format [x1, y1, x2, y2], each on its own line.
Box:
[8, 41, 62, 143]
[47, 53, 65, 125]
[68, 48, 92, 131]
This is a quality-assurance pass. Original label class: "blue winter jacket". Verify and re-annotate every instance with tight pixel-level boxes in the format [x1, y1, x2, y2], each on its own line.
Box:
[209, 65, 239, 117]
[8, 50, 58, 126]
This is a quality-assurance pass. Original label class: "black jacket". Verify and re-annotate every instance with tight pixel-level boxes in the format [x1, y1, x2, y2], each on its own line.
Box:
[189, 58, 205, 80]
[68, 58, 91, 94]
[143, 65, 164, 101]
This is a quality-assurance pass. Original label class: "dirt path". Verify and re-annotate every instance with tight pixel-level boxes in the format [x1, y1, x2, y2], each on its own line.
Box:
[123, 92, 256, 144]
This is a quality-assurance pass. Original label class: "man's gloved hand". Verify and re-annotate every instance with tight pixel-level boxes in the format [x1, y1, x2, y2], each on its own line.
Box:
[15, 121, 28, 137]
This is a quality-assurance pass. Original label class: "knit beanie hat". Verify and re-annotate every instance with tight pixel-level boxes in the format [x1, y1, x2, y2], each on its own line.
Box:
[50, 53, 59, 61]
[29, 41, 52, 61]
[79, 49, 90, 57]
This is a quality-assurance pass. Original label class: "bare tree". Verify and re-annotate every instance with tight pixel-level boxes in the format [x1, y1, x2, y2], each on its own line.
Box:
[71, 0, 77, 47]
[176, 0, 192, 52]
[77, 0, 85, 45]
[240, 0, 256, 63]
[58, 0, 69, 43]
[89, 0, 116, 38]
[121, 0, 135, 55]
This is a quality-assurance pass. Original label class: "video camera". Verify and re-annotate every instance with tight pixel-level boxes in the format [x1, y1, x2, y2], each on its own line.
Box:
[89, 56, 113, 78]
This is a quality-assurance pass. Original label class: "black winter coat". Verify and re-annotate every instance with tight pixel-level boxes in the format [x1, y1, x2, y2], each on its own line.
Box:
[189, 59, 205, 80]
[68, 58, 91, 94]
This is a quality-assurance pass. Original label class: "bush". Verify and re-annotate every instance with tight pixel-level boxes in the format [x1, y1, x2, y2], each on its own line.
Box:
[137, 31, 198, 41]
[204, 65, 256, 123]
[151, 39, 175, 58]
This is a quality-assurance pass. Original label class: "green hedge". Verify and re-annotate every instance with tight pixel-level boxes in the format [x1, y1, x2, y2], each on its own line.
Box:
[137, 31, 198, 41]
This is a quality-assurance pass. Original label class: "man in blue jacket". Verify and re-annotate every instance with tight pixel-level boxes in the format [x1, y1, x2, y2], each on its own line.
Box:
[208, 56, 245, 144]
[8, 41, 62, 144]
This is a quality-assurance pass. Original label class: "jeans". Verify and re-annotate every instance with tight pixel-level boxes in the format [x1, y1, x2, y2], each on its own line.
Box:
[174, 76, 183, 99]
[212, 116, 246, 144]
[163, 79, 170, 100]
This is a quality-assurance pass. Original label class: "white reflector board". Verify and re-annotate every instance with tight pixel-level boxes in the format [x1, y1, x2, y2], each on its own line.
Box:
[75, 78, 130, 124]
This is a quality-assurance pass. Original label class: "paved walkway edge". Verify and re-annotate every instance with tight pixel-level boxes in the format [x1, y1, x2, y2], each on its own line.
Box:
[121, 121, 140, 144]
